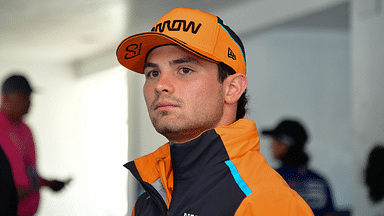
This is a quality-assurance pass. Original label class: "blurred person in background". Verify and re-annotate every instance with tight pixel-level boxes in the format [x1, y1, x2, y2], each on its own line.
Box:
[0, 144, 18, 216]
[262, 119, 337, 216]
[364, 144, 384, 207]
[0, 74, 69, 216]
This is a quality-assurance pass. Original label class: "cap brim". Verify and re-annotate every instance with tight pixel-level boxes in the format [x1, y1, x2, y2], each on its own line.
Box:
[261, 129, 277, 137]
[116, 32, 219, 74]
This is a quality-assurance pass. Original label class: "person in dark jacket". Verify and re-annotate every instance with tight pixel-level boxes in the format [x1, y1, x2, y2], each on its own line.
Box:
[365, 144, 384, 204]
[262, 119, 337, 216]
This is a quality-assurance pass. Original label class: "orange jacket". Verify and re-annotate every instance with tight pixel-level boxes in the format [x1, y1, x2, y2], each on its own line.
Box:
[125, 119, 314, 215]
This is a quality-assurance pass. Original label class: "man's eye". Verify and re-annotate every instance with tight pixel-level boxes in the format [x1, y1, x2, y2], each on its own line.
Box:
[179, 68, 192, 74]
[147, 71, 160, 78]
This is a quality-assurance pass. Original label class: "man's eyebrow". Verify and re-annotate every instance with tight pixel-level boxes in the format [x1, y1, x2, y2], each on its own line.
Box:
[143, 62, 158, 72]
[171, 57, 201, 66]
[143, 57, 202, 72]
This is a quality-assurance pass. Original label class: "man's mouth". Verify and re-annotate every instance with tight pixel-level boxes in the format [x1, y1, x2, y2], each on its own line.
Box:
[155, 101, 179, 110]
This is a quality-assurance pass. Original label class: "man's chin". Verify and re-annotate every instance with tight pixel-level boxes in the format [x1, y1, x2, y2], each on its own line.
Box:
[151, 114, 178, 127]
[153, 123, 179, 135]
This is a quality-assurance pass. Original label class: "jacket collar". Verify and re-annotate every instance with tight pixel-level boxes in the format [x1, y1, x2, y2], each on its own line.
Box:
[215, 118, 260, 159]
[170, 129, 228, 179]
[130, 119, 260, 182]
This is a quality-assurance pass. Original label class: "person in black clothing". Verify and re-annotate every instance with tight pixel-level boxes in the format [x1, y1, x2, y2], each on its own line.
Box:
[365, 144, 384, 204]
[262, 119, 337, 216]
[0, 145, 18, 216]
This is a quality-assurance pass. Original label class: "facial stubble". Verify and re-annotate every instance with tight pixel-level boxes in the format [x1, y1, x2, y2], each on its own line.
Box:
[149, 88, 225, 143]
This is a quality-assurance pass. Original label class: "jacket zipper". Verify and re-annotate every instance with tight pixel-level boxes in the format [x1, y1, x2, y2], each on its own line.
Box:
[138, 180, 168, 216]
[125, 161, 168, 216]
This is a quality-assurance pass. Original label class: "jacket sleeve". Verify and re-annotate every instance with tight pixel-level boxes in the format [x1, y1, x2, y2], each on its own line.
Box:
[235, 187, 314, 216]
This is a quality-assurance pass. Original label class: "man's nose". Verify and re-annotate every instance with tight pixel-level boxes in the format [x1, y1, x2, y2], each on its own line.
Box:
[155, 71, 175, 94]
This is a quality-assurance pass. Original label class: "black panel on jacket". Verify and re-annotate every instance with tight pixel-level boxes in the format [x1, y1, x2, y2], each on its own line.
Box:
[125, 161, 167, 216]
[168, 130, 246, 216]
[135, 192, 162, 216]
[126, 129, 249, 216]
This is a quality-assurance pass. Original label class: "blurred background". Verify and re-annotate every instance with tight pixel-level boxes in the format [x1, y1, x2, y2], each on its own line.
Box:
[1, 0, 383, 215]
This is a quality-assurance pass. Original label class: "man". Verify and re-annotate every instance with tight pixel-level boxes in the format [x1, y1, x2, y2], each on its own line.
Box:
[0, 74, 67, 216]
[262, 119, 336, 216]
[116, 7, 314, 215]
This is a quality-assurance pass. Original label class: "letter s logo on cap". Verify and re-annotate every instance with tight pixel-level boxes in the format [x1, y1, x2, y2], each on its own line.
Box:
[125, 43, 142, 59]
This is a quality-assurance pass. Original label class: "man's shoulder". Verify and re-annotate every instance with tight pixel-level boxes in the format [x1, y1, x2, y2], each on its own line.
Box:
[237, 164, 315, 215]
[21, 121, 31, 129]
[276, 166, 329, 182]
[237, 183, 314, 215]
[304, 168, 329, 181]
[17, 121, 34, 137]
[233, 152, 291, 193]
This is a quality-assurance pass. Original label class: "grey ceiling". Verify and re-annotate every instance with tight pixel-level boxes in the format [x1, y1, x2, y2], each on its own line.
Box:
[0, 0, 348, 65]
[280, 3, 349, 30]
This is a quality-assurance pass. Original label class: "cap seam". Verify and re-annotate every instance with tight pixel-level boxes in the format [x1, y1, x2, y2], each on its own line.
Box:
[217, 23, 246, 68]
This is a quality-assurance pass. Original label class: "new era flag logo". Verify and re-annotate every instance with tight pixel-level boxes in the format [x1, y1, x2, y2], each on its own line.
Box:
[228, 48, 236, 60]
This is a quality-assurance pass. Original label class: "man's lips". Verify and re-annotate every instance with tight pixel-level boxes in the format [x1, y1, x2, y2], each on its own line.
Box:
[150, 96, 183, 111]
[155, 101, 179, 110]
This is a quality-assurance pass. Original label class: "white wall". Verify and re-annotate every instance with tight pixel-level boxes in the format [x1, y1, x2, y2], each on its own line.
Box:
[52, 68, 128, 216]
[0, 59, 129, 215]
[243, 28, 352, 210]
[351, 0, 384, 215]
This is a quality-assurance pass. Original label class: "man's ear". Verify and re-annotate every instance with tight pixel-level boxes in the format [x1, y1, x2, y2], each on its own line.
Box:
[223, 73, 248, 104]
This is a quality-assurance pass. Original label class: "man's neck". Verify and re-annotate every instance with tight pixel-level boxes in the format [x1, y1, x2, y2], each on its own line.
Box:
[0, 108, 22, 125]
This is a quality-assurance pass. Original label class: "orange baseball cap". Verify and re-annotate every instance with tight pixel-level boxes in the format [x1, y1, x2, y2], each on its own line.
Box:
[116, 7, 247, 74]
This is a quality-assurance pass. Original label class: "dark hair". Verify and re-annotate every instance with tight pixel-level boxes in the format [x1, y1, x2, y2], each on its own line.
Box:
[217, 62, 248, 120]
[365, 144, 384, 203]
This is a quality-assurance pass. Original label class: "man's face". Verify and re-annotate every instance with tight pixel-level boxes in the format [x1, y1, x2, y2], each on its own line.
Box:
[143, 45, 225, 143]
[271, 137, 289, 160]
[6, 91, 31, 117]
